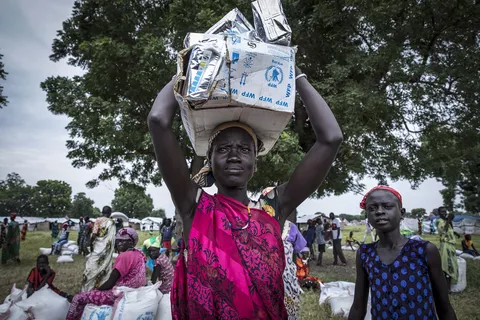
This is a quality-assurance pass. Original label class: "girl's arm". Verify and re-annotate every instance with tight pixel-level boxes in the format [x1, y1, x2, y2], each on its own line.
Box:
[348, 251, 369, 320]
[277, 68, 343, 220]
[426, 243, 457, 320]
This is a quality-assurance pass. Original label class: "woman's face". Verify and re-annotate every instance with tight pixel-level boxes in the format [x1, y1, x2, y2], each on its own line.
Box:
[147, 246, 161, 260]
[210, 127, 256, 188]
[116, 238, 134, 253]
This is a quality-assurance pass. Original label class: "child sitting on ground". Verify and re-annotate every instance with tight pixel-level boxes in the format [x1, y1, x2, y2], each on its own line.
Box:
[462, 234, 478, 256]
[348, 186, 456, 320]
[345, 231, 361, 250]
[26, 255, 71, 299]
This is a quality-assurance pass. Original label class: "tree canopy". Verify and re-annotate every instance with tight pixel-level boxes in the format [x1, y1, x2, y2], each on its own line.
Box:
[111, 183, 154, 218]
[41, 0, 480, 208]
[0, 52, 7, 108]
[70, 192, 95, 218]
[31, 180, 73, 217]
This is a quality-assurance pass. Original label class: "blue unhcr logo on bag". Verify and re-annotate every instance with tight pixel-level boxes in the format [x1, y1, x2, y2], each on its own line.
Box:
[88, 306, 112, 320]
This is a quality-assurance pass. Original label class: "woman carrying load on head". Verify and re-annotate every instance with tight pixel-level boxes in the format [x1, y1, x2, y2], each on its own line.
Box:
[66, 228, 146, 320]
[148, 64, 343, 319]
[81, 206, 116, 292]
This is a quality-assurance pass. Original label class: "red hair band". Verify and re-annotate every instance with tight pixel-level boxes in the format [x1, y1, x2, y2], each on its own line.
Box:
[360, 185, 402, 209]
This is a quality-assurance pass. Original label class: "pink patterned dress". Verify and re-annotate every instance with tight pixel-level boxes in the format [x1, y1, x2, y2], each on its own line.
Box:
[171, 191, 288, 319]
[66, 249, 146, 320]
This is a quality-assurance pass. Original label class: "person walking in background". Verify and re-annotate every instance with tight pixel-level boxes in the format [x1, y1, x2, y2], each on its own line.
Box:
[436, 207, 458, 290]
[345, 231, 361, 250]
[1, 217, 8, 262]
[330, 212, 347, 265]
[160, 218, 176, 257]
[362, 218, 375, 243]
[82, 206, 116, 292]
[77, 217, 85, 246]
[2, 212, 21, 264]
[51, 220, 59, 239]
[20, 220, 28, 241]
[305, 219, 316, 257]
[417, 217, 423, 235]
[79, 217, 93, 256]
[315, 218, 325, 266]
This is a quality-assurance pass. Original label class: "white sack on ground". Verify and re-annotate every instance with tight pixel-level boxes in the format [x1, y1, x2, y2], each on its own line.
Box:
[15, 287, 70, 320]
[81, 304, 113, 320]
[39, 248, 52, 255]
[57, 255, 74, 263]
[319, 281, 371, 320]
[451, 257, 467, 293]
[459, 253, 475, 260]
[2, 304, 29, 320]
[112, 283, 162, 320]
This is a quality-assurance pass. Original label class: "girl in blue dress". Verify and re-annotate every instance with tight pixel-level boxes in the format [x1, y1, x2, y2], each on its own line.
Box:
[349, 186, 457, 320]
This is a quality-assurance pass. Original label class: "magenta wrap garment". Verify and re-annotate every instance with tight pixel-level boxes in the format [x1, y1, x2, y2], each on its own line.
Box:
[171, 192, 288, 320]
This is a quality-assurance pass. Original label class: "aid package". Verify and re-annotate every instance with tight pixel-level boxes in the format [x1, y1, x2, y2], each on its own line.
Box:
[174, 2, 295, 156]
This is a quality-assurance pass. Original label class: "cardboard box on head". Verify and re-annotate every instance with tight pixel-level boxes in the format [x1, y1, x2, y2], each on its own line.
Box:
[174, 33, 295, 157]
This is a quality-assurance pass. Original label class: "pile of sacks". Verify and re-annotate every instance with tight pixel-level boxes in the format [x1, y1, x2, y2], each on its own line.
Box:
[0, 285, 70, 320]
[0, 283, 172, 320]
[39, 240, 79, 263]
[456, 249, 480, 261]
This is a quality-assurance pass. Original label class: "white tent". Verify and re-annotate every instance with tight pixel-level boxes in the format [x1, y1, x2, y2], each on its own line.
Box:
[141, 217, 164, 231]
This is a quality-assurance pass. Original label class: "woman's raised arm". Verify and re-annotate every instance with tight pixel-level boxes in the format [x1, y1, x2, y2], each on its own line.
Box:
[278, 69, 343, 219]
[147, 80, 198, 217]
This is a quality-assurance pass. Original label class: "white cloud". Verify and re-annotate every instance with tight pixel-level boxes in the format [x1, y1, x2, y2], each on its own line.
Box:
[0, 0, 445, 219]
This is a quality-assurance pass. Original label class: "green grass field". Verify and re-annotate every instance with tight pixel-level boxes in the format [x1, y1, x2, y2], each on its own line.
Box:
[1, 227, 479, 319]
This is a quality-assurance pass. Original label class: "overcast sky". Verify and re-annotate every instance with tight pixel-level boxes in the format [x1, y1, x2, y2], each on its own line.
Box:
[0, 0, 446, 218]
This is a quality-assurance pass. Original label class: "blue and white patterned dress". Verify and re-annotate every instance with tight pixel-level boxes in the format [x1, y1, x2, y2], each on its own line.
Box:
[360, 239, 437, 320]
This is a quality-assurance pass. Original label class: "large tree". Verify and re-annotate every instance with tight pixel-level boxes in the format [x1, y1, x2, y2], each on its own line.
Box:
[70, 192, 95, 218]
[0, 52, 7, 108]
[0, 173, 34, 216]
[42, 0, 480, 200]
[151, 208, 166, 219]
[31, 180, 72, 217]
[111, 183, 154, 218]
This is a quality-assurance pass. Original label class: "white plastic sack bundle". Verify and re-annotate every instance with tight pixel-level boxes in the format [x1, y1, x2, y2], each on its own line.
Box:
[4, 284, 27, 304]
[57, 255, 74, 263]
[459, 253, 475, 260]
[15, 286, 70, 320]
[329, 296, 354, 317]
[451, 257, 467, 293]
[61, 249, 73, 255]
[113, 283, 162, 320]
[455, 249, 463, 256]
[0, 302, 10, 320]
[155, 293, 172, 320]
[342, 245, 357, 251]
[68, 240, 76, 245]
[475, 256, 480, 261]
[319, 281, 355, 305]
[39, 247, 52, 255]
[81, 304, 113, 320]
[1, 305, 29, 320]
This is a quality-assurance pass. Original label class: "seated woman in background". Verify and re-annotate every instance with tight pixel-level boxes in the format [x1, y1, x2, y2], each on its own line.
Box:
[51, 223, 69, 255]
[66, 228, 146, 320]
[26, 255, 72, 299]
[462, 234, 478, 256]
[143, 237, 175, 294]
